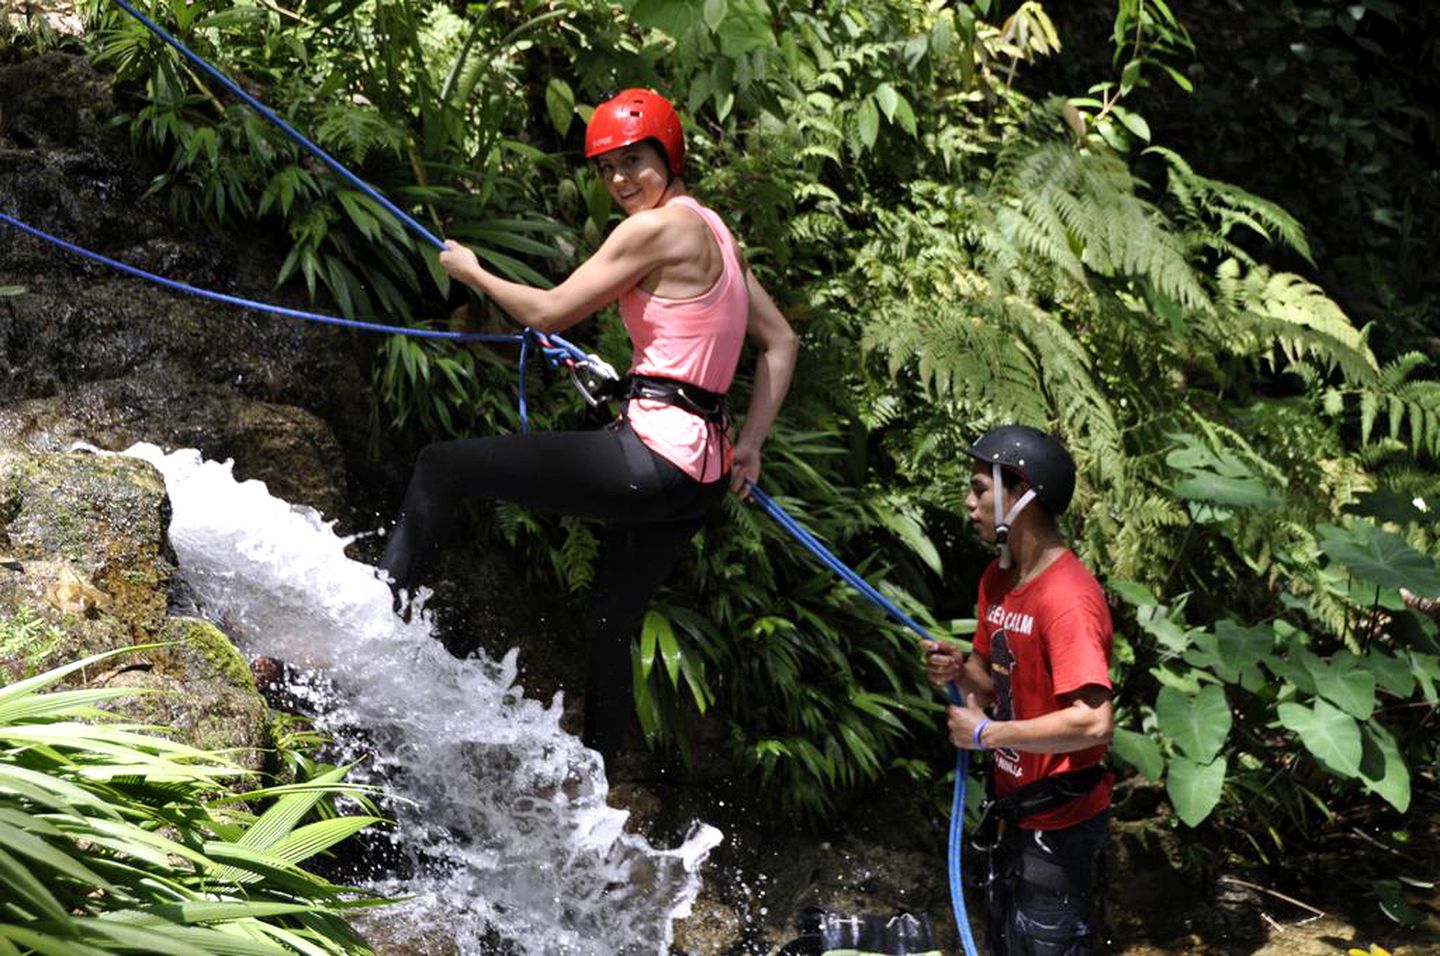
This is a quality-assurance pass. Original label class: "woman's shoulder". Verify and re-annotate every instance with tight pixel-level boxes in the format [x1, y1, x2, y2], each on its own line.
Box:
[617, 200, 708, 240]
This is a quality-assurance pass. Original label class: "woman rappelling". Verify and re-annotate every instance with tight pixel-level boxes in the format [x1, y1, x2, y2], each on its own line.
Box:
[379, 89, 799, 765]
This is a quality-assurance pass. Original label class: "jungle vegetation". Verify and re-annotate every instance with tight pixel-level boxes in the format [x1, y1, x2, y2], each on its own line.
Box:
[4, 0, 1438, 929]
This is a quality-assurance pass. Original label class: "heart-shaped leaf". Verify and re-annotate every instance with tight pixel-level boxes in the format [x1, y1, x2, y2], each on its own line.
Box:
[1112, 727, 1164, 780]
[1166, 755, 1226, 827]
[1278, 698, 1362, 777]
[1155, 685, 1231, 764]
[1319, 521, 1440, 596]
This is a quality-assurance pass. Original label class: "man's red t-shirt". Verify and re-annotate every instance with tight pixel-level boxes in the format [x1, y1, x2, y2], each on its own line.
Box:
[973, 550, 1113, 830]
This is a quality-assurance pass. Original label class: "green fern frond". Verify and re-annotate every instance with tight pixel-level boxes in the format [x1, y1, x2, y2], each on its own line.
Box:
[1148, 145, 1313, 263]
[552, 517, 599, 592]
[315, 101, 407, 165]
[1213, 259, 1377, 381]
[984, 140, 1209, 310]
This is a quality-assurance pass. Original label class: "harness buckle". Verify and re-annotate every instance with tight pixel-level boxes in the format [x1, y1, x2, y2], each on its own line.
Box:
[568, 357, 619, 407]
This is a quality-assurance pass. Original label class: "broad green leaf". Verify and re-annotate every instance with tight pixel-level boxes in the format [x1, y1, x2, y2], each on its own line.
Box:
[1173, 472, 1280, 509]
[714, 0, 773, 56]
[1318, 521, 1440, 595]
[631, 651, 660, 742]
[240, 764, 350, 851]
[875, 502, 942, 575]
[855, 98, 880, 150]
[1135, 604, 1198, 655]
[1167, 434, 1281, 510]
[0, 646, 160, 708]
[639, 611, 665, 684]
[544, 78, 574, 137]
[1311, 651, 1377, 719]
[1108, 579, 1157, 608]
[624, 0, 701, 38]
[874, 82, 899, 121]
[103, 901, 315, 926]
[1111, 727, 1163, 780]
[1149, 664, 1203, 695]
[1278, 699, 1362, 777]
[264, 816, 386, 866]
[0, 687, 144, 724]
[702, 0, 727, 31]
[1365, 651, 1416, 698]
[0, 925, 108, 956]
[65, 921, 215, 956]
[1114, 107, 1151, 141]
[1268, 642, 1319, 695]
[1213, 620, 1272, 682]
[1154, 685, 1230, 763]
[1357, 720, 1410, 813]
[1165, 755, 1226, 827]
[656, 615, 683, 688]
[1411, 651, 1440, 702]
[203, 843, 345, 893]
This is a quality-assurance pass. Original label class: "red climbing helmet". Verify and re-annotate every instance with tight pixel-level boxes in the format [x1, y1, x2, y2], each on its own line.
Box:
[585, 89, 685, 176]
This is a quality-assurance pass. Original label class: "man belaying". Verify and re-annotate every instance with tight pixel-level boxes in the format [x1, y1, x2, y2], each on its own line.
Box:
[380, 89, 799, 766]
[923, 425, 1114, 955]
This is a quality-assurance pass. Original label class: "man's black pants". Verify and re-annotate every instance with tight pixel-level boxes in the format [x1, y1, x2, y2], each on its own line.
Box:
[985, 812, 1108, 955]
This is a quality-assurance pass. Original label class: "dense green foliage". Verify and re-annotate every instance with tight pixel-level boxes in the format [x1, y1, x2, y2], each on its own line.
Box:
[38, 0, 1440, 888]
[1025, 0, 1440, 361]
[0, 644, 388, 953]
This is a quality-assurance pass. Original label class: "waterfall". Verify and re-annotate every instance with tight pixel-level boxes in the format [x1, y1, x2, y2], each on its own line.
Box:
[120, 443, 722, 954]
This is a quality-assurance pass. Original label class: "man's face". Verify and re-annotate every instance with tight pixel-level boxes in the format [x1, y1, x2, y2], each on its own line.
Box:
[966, 463, 1028, 543]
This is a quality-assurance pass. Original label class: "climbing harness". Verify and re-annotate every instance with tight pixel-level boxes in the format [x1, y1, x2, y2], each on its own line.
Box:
[747, 486, 981, 956]
[599, 374, 730, 426]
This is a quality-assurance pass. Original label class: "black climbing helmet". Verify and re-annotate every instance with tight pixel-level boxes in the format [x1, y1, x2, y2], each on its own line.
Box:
[965, 425, 1076, 516]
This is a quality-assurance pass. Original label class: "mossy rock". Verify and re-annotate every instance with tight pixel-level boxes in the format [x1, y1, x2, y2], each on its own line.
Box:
[0, 448, 171, 640]
[0, 608, 269, 772]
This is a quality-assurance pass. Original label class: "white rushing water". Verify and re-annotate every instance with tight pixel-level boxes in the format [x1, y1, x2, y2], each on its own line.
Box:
[119, 443, 722, 954]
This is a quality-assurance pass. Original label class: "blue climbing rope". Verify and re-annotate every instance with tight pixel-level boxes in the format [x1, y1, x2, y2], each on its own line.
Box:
[0, 209, 598, 433]
[0, 212, 501, 344]
[747, 486, 981, 956]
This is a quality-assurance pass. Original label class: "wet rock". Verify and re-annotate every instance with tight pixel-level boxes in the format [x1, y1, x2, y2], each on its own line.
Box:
[88, 616, 270, 772]
[0, 444, 172, 640]
[0, 367, 349, 516]
[0, 51, 109, 148]
[671, 897, 746, 955]
[0, 52, 378, 528]
[0, 443, 267, 766]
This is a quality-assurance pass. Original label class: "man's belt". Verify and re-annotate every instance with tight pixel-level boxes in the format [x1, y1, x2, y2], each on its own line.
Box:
[988, 763, 1106, 825]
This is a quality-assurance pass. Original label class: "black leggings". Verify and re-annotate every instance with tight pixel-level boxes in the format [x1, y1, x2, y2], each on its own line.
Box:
[380, 418, 726, 757]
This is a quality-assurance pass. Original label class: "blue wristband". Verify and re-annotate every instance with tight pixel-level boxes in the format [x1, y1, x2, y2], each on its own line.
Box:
[973, 718, 991, 749]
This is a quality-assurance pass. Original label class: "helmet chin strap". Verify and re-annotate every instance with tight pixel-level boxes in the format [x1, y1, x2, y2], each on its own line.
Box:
[992, 462, 1037, 569]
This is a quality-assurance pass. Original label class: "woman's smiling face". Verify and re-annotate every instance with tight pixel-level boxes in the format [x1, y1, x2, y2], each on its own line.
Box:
[593, 141, 670, 215]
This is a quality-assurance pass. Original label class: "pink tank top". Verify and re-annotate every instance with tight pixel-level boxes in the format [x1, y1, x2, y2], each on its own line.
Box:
[619, 196, 749, 483]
